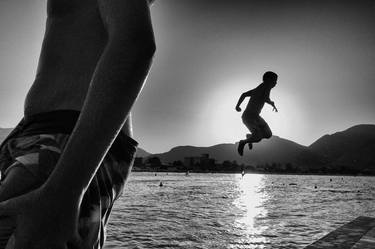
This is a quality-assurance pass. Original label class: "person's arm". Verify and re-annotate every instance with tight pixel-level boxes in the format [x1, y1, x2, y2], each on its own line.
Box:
[265, 96, 278, 112]
[45, 0, 155, 197]
[235, 90, 253, 112]
[0, 0, 155, 248]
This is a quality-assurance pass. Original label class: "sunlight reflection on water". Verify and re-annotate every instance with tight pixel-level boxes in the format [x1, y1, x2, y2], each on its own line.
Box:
[231, 174, 268, 248]
[233, 174, 269, 248]
[105, 173, 375, 249]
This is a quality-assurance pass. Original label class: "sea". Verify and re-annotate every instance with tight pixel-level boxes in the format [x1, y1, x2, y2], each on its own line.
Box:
[104, 173, 375, 249]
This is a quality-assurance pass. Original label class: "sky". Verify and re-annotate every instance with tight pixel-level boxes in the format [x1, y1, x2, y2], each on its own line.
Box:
[0, 0, 374, 153]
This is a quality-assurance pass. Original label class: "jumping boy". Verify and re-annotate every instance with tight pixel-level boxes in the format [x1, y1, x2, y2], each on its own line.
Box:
[235, 71, 278, 156]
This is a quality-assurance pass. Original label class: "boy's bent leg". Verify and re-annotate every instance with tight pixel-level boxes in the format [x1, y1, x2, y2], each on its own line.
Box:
[237, 140, 246, 156]
[238, 133, 261, 155]
[258, 116, 272, 139]
[239, 114, 260, 155]
[242, 114, 264, 142]
[239, 114, 271, 155]
[246, 134, 253, 150]
[245, 132, 262, 143]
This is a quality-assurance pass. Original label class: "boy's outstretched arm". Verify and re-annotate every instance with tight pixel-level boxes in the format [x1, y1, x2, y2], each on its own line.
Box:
[235, 90, 253, 112]
[0, 0, 155, 248]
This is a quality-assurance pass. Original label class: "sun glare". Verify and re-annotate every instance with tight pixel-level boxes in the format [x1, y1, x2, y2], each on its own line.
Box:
[204, 81, 252, 143]
[233, 174, 268, 247]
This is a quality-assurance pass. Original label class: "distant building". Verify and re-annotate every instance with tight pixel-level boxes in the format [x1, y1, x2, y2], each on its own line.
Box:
[184, 154, 215, 170]
[200, 154, 210, 166]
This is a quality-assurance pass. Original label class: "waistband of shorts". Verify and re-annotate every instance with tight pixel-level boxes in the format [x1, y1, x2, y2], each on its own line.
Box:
[2, 110, 138, 148]
[22, 110, 81, 135]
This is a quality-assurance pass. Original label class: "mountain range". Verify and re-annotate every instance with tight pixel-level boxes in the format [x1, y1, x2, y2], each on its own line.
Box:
[1, 124, 374, 172]
[151, 136, 306, 165]
[146, 124, 375, 173]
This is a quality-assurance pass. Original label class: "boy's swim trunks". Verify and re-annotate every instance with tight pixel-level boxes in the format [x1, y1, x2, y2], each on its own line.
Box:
[242, 111, 272, 139]
[0, 110, 137, 249]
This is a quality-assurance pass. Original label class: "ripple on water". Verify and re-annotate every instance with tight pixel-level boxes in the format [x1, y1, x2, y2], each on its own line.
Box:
[105, 173, 375, 249]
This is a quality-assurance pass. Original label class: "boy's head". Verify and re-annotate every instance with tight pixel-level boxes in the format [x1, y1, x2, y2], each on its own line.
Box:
[263, 71, 278, 87]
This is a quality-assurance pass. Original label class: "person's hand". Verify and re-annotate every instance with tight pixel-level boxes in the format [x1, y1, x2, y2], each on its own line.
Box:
[0, 185, 88, 249]
[236, 106, 241, 112]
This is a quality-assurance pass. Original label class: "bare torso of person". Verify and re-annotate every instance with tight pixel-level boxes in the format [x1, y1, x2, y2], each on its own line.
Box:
[245, 83, 269, 115]
[24, 0, 132, 135]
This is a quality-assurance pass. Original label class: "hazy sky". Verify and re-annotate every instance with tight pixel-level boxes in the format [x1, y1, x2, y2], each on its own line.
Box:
[0, 0, 374, 153]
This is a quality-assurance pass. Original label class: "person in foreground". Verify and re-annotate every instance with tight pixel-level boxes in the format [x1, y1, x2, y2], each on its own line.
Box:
[0, 0, 156, 248]
[235, 71, 278, 156]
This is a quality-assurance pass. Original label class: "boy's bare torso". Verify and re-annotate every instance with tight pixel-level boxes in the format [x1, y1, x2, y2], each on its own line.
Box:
[245, 83, 270, 115]
[24, 0, 131, 134]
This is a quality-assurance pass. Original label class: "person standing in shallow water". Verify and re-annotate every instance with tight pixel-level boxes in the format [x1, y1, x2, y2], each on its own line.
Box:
[235, 71, 278, 156]
[0, 0, 156, 248]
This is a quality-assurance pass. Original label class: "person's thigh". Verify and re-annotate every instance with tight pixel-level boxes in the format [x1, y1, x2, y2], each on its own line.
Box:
[242, 114, 257, 134]
[258, 116, 272, 139]
[242, 113, 264, 140]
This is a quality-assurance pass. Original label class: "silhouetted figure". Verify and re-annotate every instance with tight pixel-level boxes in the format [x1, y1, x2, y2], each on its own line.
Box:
[235, 71, 278, 156]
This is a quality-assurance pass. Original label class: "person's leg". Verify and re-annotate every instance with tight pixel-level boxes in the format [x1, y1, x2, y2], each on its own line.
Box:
[243, 116, 271, 146]
[258, 116, 272, 139]
[245, 129, 263, 143]
[239, 115, 258, 155]
[246, 134, 254, 149]
[238, 114, 266, 155]
[238, 130, 261, 154]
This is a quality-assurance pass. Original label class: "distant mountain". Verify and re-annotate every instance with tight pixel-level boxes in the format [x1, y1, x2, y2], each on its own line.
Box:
[145, 124, 375, 174]
[0, 128, 12, 143]
[152, 136, 307, 165]
[306, 124, 375, 169]
[136, 148, 151, 158]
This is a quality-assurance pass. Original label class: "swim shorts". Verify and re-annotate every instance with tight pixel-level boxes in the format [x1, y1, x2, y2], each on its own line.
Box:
[242, 111, 272, 139]
[0, 110, 137, 249]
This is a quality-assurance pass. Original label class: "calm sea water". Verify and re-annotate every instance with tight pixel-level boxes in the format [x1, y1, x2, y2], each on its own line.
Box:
[104, 173, 375, 249]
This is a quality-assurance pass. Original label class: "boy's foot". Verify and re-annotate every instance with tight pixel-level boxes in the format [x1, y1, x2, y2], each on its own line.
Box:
[245, 134, 253, 150]
[248, 143, 253, 150]
[238, 140, 246, 156]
